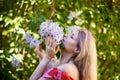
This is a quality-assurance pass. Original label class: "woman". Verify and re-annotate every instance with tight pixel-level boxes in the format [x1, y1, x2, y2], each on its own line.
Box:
[29, 28, 97, 80]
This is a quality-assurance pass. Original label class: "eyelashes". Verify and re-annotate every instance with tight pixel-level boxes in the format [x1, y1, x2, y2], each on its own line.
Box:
[70, 33, 74, 39]
[70, 36, 74, 39]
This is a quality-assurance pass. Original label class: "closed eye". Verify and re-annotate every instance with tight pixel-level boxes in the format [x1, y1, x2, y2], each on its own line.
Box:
[70, 36, 74, 39]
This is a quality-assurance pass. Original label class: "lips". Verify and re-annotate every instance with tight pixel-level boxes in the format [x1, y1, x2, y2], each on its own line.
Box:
[62, 38, 65, 42]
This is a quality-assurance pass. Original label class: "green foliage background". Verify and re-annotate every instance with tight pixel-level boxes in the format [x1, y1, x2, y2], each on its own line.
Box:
[0, 0, 120, 80]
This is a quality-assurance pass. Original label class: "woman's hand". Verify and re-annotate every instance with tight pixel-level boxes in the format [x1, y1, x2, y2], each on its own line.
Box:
[45, 36, 59, 59]
[34, 45, 45, 60]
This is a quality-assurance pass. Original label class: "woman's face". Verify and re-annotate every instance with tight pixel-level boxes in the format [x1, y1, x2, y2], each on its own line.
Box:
[62, 31, 79, 53]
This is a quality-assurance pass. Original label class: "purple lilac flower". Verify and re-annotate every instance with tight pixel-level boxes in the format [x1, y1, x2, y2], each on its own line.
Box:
[25, 33, 43, 48]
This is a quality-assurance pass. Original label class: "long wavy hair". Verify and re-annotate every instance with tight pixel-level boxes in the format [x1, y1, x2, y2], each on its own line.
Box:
[74, 28, 97, 80]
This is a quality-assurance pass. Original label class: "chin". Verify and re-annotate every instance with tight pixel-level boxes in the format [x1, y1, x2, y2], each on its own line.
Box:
[61, 40, 65, 44]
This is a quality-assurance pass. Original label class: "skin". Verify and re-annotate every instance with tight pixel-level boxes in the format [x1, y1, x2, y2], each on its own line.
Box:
[30, 31, 80, 80]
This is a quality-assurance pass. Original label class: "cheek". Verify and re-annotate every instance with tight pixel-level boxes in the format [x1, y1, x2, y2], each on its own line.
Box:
[64, 40, 76, 51]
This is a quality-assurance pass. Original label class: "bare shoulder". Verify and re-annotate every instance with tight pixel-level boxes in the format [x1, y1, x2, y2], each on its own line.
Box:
[57, 63, 79, 80]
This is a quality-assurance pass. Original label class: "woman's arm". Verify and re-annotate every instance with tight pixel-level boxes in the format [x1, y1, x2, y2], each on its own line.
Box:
[29, 55, 51, 80]
[34, 45, 45, 62]
[30, 36, 59, 80]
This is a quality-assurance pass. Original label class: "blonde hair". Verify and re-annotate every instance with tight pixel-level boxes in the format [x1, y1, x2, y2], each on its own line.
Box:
[74, 28, 97, 80]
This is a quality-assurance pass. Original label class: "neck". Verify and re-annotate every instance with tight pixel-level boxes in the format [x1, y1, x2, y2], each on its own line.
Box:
[60, 49, 74, 64]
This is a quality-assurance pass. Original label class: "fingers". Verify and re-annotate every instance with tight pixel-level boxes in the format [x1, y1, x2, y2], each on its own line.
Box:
[45, 37, 50, 46]
[55, 45, 59, 53]
[35, 45, 44, 54]
[50, 38, 58, 52]
[53, 41, 57, 50]
[34, 46, 39, 53]
[45, 35, 59, 52]
[46, 35, 54, 46]
[38, 45, 42, 52]
[34, 47, 37, 52]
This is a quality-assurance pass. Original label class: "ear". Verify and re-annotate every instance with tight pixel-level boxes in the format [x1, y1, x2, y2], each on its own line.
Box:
[74, 47, 80, 53]
[80, 30, 87, 41]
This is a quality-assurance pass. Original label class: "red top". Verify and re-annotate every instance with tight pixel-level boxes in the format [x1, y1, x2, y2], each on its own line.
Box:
[42, 68, 74, 80]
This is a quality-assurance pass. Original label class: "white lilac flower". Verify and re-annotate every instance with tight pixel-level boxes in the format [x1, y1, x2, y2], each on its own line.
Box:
[38, 20, 51, 37]
[39, 20, 64, 44]
[25, 33, 33, 43]
[68, 10, 83, 20]
[68, 11, 74, 20]
[30, 38, 43, 48]
[11, 57, 20, 68]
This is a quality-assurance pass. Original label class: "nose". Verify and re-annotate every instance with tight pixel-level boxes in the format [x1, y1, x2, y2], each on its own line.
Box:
[63, 35, 66, 37]
[62, 35, 67, 41]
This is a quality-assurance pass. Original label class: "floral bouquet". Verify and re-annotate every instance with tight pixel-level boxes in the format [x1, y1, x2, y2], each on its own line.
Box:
[25, 20, 64, 48]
